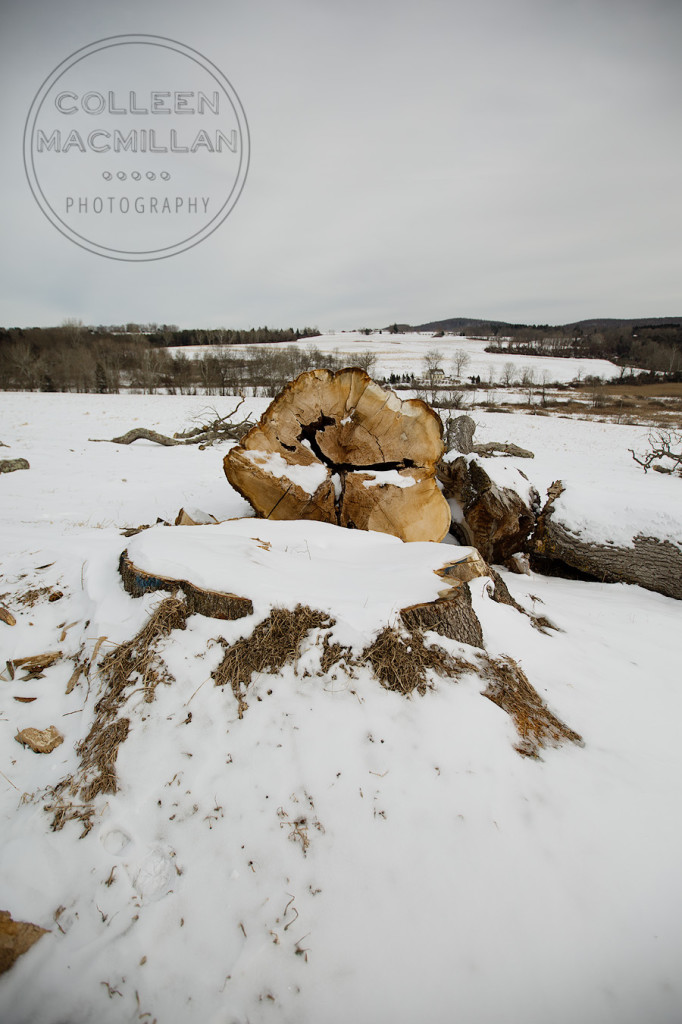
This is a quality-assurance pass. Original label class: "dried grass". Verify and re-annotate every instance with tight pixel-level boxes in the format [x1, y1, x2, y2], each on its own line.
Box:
[45, 591, 581, 836]
[78, 719, 131, 801]
[212, 605, 332, 716]
[480, 654, 582, 758]
[96, 596, 186, 711]
[360, 625, 471, 696]
[48, 596, 186, 833]
[208, 605, 579, 758]
[16, 585, 62, 607]
[319, 633, 355, 676]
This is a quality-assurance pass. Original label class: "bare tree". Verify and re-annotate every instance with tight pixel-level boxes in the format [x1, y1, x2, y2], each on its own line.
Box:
[452, 349, 470, 378]
[423, 348, 444, 379]
[8, 341, 45, 390]
[353, 350, 378, 374]
[61, 317, 86, 344]
[501, 362, 515, 386]
[421, 348, 445, 405]
[438, 390, 467, 411]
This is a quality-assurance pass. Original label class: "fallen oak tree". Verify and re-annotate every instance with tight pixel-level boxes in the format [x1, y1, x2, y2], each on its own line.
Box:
[437, 454, 539, 563]
[438, 416, 682, 600]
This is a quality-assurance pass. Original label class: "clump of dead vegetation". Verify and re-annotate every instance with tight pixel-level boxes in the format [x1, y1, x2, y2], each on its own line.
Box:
[211, 605, 332, 716]
[47, 596, 186, 834]
[480, 654, 582, 758]
[360, 625, 471, 696]
[209, 605, 579, 758]
[16, 585, 64, 607]
[46, 592, 581, 835]
[319, 633, 355, 676]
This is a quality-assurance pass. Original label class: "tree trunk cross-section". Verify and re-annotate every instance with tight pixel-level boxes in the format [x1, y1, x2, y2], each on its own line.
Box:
[223, 369, 451, 543]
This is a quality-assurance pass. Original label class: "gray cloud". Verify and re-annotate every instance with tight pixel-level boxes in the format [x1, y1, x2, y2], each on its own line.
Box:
[1, 0, 680, 327]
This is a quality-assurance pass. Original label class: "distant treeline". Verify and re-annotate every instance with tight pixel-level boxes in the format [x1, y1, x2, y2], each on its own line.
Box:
[0, 322, 366, 395]
[482, 322, 682, 375]
[146, 325, 321, 348]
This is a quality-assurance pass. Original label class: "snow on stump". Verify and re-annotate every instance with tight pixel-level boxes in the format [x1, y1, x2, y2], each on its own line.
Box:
[223, 369, 451, 543]
[116, 519, 580, 754]
[120, 518, 488, 647]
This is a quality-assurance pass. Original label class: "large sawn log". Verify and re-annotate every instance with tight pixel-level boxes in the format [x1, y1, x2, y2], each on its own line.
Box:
[223, 369, 451, 543]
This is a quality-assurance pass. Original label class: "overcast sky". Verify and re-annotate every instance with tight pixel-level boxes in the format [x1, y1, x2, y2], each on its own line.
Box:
[2, 0, 680, 329]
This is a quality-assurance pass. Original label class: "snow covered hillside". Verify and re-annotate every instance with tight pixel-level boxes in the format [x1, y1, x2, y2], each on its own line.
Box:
[0, 389, 680, 1024]
[169, 330, 625, 385]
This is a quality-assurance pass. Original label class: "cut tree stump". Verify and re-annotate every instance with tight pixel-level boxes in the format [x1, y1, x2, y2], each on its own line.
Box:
[115, 519, 579, 756]
[401, 586, 484, 648]
[223, 369, 451, 543]
[119, 551, 253, 620]
[531, 481, 682, 600]
[119, 519, 493, 644]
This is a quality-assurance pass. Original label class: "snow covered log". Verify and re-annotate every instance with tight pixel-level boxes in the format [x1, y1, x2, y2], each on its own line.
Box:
[444, 415, 534, 460]
[223, 369, 451, 543]
[531, 482, 682, 600]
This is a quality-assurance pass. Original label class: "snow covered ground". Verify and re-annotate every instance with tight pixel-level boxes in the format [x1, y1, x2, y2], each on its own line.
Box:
[0, 389, 681, 1024]
[169, 330, 624, 385]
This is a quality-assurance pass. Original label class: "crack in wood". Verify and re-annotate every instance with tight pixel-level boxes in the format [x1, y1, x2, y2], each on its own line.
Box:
[297, 417, 415, 474]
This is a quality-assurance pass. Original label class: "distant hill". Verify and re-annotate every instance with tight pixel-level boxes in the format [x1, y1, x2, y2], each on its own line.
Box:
[402, 315, 681, 334]
[389, 315, 682, 376]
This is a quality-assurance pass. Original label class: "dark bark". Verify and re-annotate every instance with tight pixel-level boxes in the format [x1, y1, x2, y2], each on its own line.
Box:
[401, 584, 484, 649]
[119, 551, 253, 619]
[531, 481, 682, 600]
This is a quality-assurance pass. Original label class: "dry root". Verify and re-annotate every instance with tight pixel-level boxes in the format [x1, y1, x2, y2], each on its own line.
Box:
[210, 604, 580, 758]
[95, 595, 186, 711]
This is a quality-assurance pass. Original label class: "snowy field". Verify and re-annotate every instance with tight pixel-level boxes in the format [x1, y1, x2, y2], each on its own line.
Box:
[170, 330, 624, 385]
[1, 386, 681, 1024]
